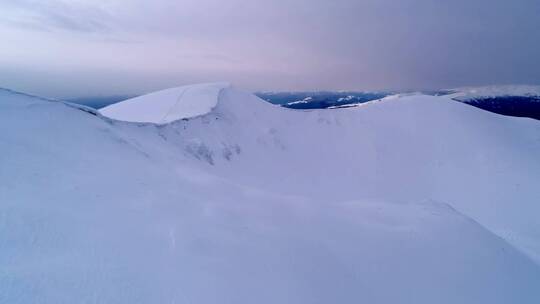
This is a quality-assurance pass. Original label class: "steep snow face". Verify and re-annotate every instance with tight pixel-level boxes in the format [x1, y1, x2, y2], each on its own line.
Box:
[2, 85, 540, 303]
[448, 85, 540, 100]
[99, 82, 229, 124]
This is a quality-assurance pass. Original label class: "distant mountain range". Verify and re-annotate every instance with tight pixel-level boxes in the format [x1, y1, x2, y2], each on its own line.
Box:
[258, 85, 540, 120]
[444, 85, 540, 120]
[255, 91, 389, 109]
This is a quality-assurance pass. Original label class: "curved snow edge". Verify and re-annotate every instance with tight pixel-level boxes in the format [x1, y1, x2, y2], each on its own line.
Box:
[99, 82, 230, 125]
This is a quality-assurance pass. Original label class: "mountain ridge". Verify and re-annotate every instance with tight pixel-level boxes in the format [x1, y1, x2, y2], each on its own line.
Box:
[1, 84, 540, 303]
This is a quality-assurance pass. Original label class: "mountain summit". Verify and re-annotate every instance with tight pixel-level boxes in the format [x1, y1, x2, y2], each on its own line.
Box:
[100, 82, 230, 124]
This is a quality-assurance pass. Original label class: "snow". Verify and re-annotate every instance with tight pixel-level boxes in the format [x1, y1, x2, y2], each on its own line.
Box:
[287, 96, 313, 105]
[337, 95, 354, 102]
[448, 85, 540, 100]
[99, 82, 229, 124]
[2, 84, 540, 303]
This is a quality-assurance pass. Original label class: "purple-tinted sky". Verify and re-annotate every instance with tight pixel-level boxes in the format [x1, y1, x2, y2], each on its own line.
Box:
[0, 0, 539, 98]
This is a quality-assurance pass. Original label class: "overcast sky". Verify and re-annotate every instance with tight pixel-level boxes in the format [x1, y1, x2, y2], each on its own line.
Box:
[0, 0, 539, 98]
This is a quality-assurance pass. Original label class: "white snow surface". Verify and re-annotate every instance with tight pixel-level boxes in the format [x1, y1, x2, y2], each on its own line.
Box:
[448, 84, 540, 100]
[99, 82, 229, 124]
[2, 84, 540, 303]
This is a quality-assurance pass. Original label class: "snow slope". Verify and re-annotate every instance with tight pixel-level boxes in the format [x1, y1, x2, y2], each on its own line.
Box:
[100, 82, 229, 124]
[1, 85, 540, 303]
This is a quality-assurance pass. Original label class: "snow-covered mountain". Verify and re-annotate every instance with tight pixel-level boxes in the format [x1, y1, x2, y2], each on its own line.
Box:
[447, 85, 540, 100]
[100, 83, 228, 124]
[443, 85, 540, 120]
[67, 85, 540, 121]
[250, 85, 540, 120]
[2, 84, 540, 303]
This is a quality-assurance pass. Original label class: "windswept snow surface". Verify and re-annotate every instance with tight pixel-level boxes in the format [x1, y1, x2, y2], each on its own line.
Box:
[99, 82, 229, 124]
[1, 85, 540, 303]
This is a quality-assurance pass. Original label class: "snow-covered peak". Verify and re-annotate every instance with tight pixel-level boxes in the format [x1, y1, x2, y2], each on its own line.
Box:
[448, 85, 540, 100]
[100, 82, 230, 124]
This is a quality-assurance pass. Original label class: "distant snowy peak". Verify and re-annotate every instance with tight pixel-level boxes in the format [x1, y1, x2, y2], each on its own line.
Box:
[286, 96, 313, 106]
[99, 82, 230, 124]
[337, 95, 355, 102]
[448, 85, 540, 101]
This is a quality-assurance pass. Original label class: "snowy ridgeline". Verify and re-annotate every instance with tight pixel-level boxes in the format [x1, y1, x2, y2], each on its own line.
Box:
[2, 84, 540, 303]
[261, 85, 540, 120]
[71, 85, 540, 120]
[445, 85, 540, 120]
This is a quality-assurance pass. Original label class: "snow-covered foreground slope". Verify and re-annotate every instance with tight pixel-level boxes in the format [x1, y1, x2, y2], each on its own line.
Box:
[2, 85, 540, 303]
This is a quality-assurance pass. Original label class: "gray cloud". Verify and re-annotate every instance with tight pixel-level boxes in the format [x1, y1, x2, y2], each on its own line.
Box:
[0, 0, 111, 32]
[0, 0, 539, 97]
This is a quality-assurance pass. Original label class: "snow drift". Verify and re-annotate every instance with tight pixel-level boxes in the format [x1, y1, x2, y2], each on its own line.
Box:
[1, 84, 540, 303]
